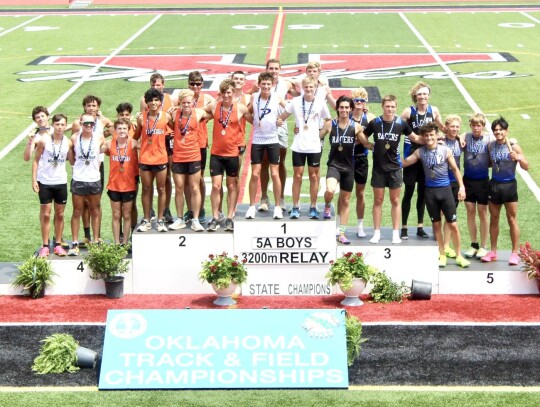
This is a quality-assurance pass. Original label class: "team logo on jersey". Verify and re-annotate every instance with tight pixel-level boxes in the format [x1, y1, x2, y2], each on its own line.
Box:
[17, 52, 524, 86]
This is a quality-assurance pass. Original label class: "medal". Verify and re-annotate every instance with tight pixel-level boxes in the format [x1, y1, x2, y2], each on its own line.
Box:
[385, 143, 390, 150]
[219, 102, 234, 134]
[304, 125, 309, 131]
[119, 166, 125, 173]
[221, 129, 226, 136]
[85, 160, 90, 166]
[181, 138, 186, 144]
[496, 164, 500, 172]
[148, 139, 153, 145]
[430, 171, 435, 179]
[53, 161, 58, 167]
[338, 145, 343, 152]
[302, 97, 314, 131]
[79, 133, 93, 165]
[381, 117, 396, 152]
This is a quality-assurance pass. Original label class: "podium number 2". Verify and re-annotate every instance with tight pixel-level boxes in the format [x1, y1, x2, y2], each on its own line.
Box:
[178, 236, 186, 247]
[486, 273, 494, 284]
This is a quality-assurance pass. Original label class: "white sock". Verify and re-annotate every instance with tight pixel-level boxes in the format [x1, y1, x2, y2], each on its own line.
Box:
[392, 229, 402, 244]
[370, 230, 381, 244]
[357, 220, 366, 238]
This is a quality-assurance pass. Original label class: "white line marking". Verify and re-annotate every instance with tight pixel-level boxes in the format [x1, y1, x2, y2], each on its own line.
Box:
[521, 11, 540, 24]
[364, 321, 540, 326]
[0, 15, 42, 38]
[0, 322, 106, 326]
[400, 12, 540, 203]
[348, 385, 540, 392]
[0, 14, 162, 162]
[522, 114, 531, 119]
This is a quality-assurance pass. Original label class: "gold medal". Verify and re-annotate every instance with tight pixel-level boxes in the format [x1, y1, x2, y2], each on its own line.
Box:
[385, 143, 390, 150]
[181, 138, 186, 144]
[338, 145, 343, 152]
[119, 166, 125, 173]
[221, 129, 226, 136]
[303, 124, 308, 131]
[430, 171, 435, 179]
[148, 139, 153, 145]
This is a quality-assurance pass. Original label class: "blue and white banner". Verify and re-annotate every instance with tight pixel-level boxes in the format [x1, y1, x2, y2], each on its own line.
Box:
[99, 309, 348, 389]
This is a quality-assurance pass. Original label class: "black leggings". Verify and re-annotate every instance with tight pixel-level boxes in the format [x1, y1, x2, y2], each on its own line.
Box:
[402, 182, 425, 225]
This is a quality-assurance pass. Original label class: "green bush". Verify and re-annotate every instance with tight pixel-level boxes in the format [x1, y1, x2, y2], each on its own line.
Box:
[32, 333, 79, 374]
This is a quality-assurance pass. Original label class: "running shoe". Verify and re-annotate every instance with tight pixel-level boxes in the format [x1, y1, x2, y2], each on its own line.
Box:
[289, 207, 300, 219]
[400, 228, 408, 240]
[164, 208, 174, 224]
[258, 198, 269, 212]
[337, 235, 350, 245]
[157, 219, 168, 232]
[183, 210, 194, 223]
[137, 219, 151, 232]
[67, 243, 79, 257]
[224, 218, 234, 232]
[150, 208, 156, 222]
[245, 206, 256, 219]
[475, 247, 488, 259]
[198, 209, 206, 224]
[79, 237, 90, 248]
[191, 219, 204, 232]
[309, 207, 320, 219]
[323, 205, 331, 219]
[207, 218, 220, 232]
[273, 206, 283, 219]
[38, 246, 49, 258]
[444, 247, 457, 258]
[417, 227, 429, 238]
[438, 254, 447, 268]
[169, 218, 187, 230]
[508, 252, 520, 266]
[217, 212, 226, 224]
[480, 251, 497, 263]
[455, 255, 470, 268]
[53, 245, 67, 257]
[464, 247, 478, 258]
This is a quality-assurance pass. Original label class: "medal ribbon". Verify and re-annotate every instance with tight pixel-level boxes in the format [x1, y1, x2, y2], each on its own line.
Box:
[381, 116, 396, 146]
[257, 94, 272, 123]
[79, 133, 93, 162]
[145, 112, 160, 139]
[179, 112, 192, 136]
[219, 102, 234, 129]
[50, 134, 63, 163]
[302, 97, 314, 128]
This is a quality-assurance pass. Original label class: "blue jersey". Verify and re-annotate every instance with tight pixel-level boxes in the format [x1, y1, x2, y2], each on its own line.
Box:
[463, 132, 492, 180]
[404, 105, 433, 158]
[489, 141, 517, 182]
[444, 137, 462, 183]
[352, 112, 369, 158]
[419, 145, 451, 188]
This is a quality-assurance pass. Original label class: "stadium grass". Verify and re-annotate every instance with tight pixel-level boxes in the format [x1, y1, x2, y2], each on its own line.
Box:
[1, 10, 539, 261]
[1, 389, 540, 407]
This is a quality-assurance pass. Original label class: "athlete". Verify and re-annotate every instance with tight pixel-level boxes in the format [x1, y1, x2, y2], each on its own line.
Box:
[462, 113, 494, 259]
[481, 117, 529, 266]
[103, 119, 139, 244]
[320, 96, 370, 244]
[278, 76, 331, 219]
[246, 72, 287, 220]
[168, 89, 208, 232]
[402, 122, 470, 268]
[442, 115, 464, 259]
[297, 61, 336, 110]
[32, 113, 72, 257]
[68, 114, 106, 256]
[400, 82, 445, 240]
[351, 88, 376, 238]
[183, 71, 215, 226]
[24, 106, 51, 162]
[363, 95, 423, 244]
[133, 88, 173, 233]
[250, 59, 296, 212]
[139, 73, 176, 224]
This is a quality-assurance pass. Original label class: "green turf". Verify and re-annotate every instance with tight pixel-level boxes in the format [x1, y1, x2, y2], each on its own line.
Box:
[1, 389, 540, 407]
[0, 9, 539, 261]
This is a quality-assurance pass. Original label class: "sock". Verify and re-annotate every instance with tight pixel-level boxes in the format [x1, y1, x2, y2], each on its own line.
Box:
[339, 224, 346, 234]
[357, 219, 363, 226]
[471, 242, 480, 250]
[84, 227, 91, 239]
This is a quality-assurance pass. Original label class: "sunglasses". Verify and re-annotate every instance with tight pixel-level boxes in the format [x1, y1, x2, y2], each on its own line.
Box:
[82, 121, 95, 126]
[353, 98, 367, 103]
[189, 82, 203, 86]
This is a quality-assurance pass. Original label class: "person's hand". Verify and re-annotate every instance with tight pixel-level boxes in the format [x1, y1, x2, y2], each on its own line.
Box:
[32, 181, 39, 193]
[458, 188, 466, 201]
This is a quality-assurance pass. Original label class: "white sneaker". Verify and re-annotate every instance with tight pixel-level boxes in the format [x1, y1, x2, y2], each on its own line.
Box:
[191, 219, 204, 232]
[157, 219, 168, 232]
[169, 218, 186, 230]
[245, 206, 256, 219]
[258, 198, 269, 212]
[357, 225, 366, 238]
[137, 219, 151, 232]
[273, 206, 283, 219]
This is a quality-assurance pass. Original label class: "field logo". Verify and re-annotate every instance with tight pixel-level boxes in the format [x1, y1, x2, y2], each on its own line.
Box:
[17, 52, 525, 86]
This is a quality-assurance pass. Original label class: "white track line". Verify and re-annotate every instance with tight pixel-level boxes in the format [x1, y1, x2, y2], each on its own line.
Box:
[0, 15, 42, 38]
[521, 11, 540, 24]
[400, 12, 540, 203]
[0, 14, 162, 162]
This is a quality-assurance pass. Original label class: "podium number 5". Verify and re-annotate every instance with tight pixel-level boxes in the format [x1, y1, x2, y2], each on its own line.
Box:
[486, 273, 494, 284]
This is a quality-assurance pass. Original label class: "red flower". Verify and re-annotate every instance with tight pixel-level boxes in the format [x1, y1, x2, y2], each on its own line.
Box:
[209, 254, 214, 259]
[242, 259, 247, 264]
[356, 252, 363, 257]
[344, 252, 352, 258]
[232, 261, 238, 267]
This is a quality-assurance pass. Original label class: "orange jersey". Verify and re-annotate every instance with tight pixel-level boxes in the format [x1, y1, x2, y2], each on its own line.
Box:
[194, 95, 209, 148]
[107, 137, 138, 192]
[139, 111, 168, 165]
[172, 110, 202, 163]
[211, 102, 243, 157]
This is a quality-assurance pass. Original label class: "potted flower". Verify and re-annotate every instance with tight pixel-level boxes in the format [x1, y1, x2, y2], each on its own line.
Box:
[12, 256, 56, 298]
[199, 252, 248, 306]
[518, 242, 540, 293]
[369, 271, 410, 303]
[32, 333, 97, 374]
[326, 251, 377, 306]
[84, 243, 129, 299]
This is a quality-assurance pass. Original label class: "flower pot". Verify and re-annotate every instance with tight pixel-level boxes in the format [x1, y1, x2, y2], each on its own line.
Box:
[104, 276, 124, 299]
[339, 278, 366, 306]
[76, 346, 97, 369]
[29, 286, 45, 299]
[410, 279, 432, 300]
[211, 283, 237, 306]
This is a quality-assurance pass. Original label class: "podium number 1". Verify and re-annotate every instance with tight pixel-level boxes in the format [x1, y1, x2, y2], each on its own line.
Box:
[281, 223, 286, 234]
